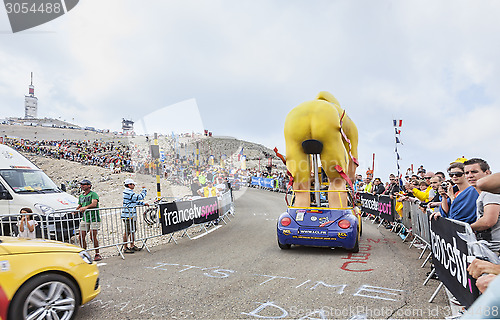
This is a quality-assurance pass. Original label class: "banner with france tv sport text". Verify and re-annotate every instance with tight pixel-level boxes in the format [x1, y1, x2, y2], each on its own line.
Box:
[359, 193, 395, 222]
[430, 217, 479, 308]
[160, 197, 219, 235]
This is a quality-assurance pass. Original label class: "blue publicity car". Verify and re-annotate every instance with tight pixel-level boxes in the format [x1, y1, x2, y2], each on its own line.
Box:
[277, 205, 362, 252]
[276, 140, 362, 252]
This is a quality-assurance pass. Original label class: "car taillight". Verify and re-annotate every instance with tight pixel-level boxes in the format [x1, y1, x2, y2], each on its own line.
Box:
[338, 219, 350, 229]
[281, 217, 291, 227]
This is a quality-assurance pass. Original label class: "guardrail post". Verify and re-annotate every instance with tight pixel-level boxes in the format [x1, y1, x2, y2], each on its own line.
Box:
[428, 282, 444, 303]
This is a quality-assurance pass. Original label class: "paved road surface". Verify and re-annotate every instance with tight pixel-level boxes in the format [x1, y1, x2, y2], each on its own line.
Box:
[79, 188, 450, 319]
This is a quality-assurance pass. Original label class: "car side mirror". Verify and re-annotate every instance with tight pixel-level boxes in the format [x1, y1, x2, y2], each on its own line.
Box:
[60, 183, 67, 192]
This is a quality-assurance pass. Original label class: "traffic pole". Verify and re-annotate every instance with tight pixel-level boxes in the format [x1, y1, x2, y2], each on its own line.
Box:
[154, 133, 161, 201]
[196, 141, 200, 169]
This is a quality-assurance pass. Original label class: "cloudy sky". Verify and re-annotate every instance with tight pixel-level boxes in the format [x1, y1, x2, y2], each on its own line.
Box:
[1, 0, 500, 180]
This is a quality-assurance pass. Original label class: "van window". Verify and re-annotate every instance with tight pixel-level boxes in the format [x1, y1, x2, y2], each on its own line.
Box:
[0, 169, 59, 193]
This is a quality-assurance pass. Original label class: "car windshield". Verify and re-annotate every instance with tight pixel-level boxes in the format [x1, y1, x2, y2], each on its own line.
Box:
[0, 169, 60, 193]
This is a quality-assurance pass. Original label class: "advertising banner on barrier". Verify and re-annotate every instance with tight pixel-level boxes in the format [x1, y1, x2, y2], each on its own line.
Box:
[430, 218, 479, 308]
[251, 177, 262, 186]
[250, 176, 275, 188]
[262, 178, 274, 188]
[359, 193, 395, 222]
[160, 201, 195, 234]
[193, 197, 219, 224]
[159, 197, 220, 235]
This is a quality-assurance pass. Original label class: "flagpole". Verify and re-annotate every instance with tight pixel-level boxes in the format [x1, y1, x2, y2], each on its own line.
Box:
[372, 153, 375, 177]
[393, 119, 403, 187]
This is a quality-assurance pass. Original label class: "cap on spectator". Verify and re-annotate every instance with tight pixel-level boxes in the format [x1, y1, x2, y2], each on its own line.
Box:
[79, 179, 91, 185]
[450, 157, 467, 164]
[124, 178, 136, 185]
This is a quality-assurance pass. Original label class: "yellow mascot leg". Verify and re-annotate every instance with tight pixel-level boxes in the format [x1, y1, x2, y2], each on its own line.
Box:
[285, 92, 358, 209]
[284, 107, 312, 208]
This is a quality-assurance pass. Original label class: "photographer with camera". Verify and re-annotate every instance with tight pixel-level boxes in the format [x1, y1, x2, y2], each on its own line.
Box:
[429, 162, 478, 224]
[383, 174, 400, 198]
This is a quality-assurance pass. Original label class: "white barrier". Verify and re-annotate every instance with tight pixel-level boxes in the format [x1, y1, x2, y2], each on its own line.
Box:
[0, 190, 235, 259]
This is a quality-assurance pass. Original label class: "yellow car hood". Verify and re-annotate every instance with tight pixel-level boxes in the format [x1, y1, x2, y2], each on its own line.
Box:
[0, 236, 81, 255]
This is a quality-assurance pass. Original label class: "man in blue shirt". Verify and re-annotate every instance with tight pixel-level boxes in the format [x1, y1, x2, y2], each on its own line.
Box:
[121, 178, 148, 253]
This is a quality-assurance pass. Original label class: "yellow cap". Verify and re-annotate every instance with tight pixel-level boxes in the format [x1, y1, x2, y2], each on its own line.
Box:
[450, 157, 468, 164]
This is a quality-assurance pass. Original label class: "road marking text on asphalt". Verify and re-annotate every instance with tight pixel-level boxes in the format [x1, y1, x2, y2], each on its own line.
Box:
[144, 261, 404, 301]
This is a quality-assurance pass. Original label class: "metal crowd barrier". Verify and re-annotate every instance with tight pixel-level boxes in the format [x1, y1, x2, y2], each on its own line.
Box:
[0, 190, 235, 259]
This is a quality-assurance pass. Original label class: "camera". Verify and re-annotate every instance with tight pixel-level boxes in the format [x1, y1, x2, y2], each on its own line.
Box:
[441, 182, 448, 189]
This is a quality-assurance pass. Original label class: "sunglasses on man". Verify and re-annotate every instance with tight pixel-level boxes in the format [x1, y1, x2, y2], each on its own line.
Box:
[448, 171, 464, 177]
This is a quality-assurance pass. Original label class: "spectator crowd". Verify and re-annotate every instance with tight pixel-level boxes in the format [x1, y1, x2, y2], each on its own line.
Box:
[355, 158, 500, 316]
[4, 138, 134, 172]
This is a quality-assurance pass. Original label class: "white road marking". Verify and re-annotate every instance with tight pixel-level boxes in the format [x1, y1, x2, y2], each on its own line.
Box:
[191, 225, 222, 240]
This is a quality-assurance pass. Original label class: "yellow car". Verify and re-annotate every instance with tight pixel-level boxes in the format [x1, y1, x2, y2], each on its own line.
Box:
[0, 236, 100, 320]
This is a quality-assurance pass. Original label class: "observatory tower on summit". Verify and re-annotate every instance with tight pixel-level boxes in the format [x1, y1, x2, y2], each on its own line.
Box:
[24, 72, 38, 119]
[122, 118, 134, 132]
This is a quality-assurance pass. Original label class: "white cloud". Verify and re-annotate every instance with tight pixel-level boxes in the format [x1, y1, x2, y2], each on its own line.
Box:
[137, 98, 204, 136]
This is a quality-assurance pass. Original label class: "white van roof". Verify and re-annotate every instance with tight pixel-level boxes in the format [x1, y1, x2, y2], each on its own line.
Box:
[0, 144, 39, 170]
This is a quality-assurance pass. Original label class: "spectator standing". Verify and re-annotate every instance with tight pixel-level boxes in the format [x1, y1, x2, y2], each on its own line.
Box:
[74, 179, 101, 261]
[353, 174, 363, 192]
[215, 177, 227, 193]
[198, 172, 207, 187]
[405, 167, 413, 177]
[465, 158, 500, 254]
[426, 175, 443, 212]
[417, 165, 426, 177]
[431, 162, 478, 224]
[122, 178, 148, 253]
[206, 170, 214, 183]
[371, 178, 385, 195]
[198, 180, 220, 197]
[435, 171, 446, 181]
[406, 172, 434, 202]
[190, 178, 201, 196]
[17, 208, 37, 239]
[363, 177, 373, 193]
[383, 174, 400, 198]
[464, 169, 500, 320]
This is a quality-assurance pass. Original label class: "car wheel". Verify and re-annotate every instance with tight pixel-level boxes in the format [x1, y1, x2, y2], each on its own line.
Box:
[8, 273, 81, 320]
[277, 236, 291, 250]
[350, 230, 360, 253]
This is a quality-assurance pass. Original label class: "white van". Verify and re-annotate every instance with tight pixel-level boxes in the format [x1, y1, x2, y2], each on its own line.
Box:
[0, 144, 79, 239]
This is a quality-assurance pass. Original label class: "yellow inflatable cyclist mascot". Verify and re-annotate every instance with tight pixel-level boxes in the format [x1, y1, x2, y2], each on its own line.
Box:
[283, 91, 359, 209]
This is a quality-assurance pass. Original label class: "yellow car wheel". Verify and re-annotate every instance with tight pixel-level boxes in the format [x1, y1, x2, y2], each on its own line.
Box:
[9, 273, 81, 320]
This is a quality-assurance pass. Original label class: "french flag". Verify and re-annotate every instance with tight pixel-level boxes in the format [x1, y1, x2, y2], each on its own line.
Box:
[393, 119, 403, 127]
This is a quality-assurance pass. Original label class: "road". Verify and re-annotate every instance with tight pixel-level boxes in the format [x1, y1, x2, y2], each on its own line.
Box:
[79, 188, 450, 319]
